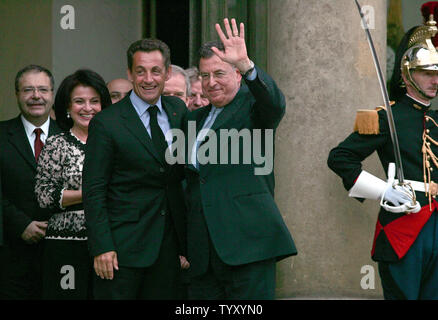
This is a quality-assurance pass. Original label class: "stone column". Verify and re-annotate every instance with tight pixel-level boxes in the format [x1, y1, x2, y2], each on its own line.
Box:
[269, 0, 386, 298]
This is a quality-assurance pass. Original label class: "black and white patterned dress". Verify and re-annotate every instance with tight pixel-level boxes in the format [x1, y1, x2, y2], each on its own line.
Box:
[35, 130, 86, 240]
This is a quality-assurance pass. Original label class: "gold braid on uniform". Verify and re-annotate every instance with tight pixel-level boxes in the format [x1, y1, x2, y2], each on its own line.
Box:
[422, 115, 438, 209]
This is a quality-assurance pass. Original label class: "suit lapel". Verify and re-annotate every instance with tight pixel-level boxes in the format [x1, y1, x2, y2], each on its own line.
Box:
[7, 117, 37, 170]
[120, 97, 174, 166]
[191, 105, 212, 136]
[184, 105, 212, 173]
[161, 97, 187, 173]
[209, 87, 247, 133]
[198, 87, 247, 176]
[162, 97, 180, 130]
[48, 118, 61, 137]
[8, 117, 61, 170]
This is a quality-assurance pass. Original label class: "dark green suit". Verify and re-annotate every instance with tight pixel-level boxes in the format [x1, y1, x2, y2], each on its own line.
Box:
[83, 94, 188, 299]
[184, 66, 297, 298]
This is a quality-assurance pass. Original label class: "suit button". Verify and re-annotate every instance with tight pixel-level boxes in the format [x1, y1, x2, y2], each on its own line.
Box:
[160, 209, 166, 216]
[159, 167, 165, 173]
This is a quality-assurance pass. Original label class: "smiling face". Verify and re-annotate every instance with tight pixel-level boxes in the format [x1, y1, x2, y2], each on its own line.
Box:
[16, 71, 54, 125]
[199, 55, 241, 107]
[69, 85, 102, 132]
[127, 50, 170, 105]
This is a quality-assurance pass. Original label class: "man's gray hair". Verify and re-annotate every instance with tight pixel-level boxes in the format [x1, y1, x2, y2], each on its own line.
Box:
[170, 64, 190, 97]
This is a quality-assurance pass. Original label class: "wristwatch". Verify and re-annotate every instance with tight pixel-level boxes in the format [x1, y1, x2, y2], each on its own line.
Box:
[241, 60, 255, 78]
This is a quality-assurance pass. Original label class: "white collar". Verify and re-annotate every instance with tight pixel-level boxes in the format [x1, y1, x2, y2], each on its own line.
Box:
[20, 115, 50, 138]
[210, 105, 223, 115]
[406, 93, 431, 107]
[129, 90, 164, 116]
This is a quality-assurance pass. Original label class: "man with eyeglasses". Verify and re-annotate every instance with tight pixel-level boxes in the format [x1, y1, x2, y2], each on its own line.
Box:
[183, 18, 296, 299]
[0, 64, 60, 299]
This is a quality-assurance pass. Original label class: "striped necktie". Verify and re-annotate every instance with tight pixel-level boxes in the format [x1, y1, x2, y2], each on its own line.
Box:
[34, 128, 44, 161]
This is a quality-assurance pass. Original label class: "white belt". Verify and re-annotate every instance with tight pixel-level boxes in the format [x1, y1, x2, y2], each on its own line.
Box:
[380, 163, 421, 213]
[394, 179, 429, 193]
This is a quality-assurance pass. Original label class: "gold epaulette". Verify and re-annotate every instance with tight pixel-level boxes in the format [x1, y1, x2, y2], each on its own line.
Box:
[353, 101, 395, 135]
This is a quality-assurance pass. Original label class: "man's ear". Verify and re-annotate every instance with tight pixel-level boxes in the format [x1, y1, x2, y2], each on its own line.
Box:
[127, 68, 133, 81]
[165, 65, 173, 81]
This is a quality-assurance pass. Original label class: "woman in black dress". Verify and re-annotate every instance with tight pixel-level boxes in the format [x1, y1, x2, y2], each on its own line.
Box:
[35, 69, 112, 299]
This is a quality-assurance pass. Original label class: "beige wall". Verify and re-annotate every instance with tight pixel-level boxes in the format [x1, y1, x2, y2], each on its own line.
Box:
[0, 0, 408, 299]
[0, 0, 142, 121]
[0, 0, 52, 121]
[51, 0, 143, 91]
[270, 0, 386, 298]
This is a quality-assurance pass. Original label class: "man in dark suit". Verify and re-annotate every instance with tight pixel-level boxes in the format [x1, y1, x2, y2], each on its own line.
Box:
[83, 38, 188, 299]
[184, 18, 297, 299]
[0, 64, 60, 299]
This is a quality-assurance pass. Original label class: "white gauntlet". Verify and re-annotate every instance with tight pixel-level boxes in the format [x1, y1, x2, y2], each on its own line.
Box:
[349, 163, 421, 213]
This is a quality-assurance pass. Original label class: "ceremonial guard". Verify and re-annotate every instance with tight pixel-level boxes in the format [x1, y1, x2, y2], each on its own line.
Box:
[328, 15, 438, 299]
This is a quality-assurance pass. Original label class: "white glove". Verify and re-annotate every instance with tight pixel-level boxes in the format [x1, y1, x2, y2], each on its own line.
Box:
[382, 184, 415, 206]
[348, 163, 421, 213]
[380, 163, 421, 214]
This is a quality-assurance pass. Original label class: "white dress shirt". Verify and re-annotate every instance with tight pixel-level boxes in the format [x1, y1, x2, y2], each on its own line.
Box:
[190, 106, 223, 169]
[20, 115, 50, 157]
[129, 91, 172, 147]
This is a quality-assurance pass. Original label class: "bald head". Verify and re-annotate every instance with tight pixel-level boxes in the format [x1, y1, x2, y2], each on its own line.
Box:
[107, 78, 133, 104]
[163, 65, 190, 106]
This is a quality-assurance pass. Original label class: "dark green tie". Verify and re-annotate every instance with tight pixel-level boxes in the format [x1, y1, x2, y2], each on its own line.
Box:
[148, 105, 168, 162]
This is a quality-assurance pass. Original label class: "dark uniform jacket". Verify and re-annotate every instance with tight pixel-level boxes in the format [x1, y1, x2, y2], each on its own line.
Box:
[328, 95, 438, 262]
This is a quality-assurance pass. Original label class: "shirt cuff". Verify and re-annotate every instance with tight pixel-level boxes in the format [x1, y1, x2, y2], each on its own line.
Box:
[245, 68, 257, 81]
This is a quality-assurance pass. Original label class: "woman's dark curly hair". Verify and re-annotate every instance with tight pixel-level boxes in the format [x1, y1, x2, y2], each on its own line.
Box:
[55, 69, 111, 131]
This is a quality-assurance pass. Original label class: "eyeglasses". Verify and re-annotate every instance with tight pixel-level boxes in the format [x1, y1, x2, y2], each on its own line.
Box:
[18, 86, 53, 95]
[200, 71, 228, 81]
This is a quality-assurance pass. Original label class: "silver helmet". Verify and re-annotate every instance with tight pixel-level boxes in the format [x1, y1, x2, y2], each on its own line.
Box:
[401, 16, 438, 99]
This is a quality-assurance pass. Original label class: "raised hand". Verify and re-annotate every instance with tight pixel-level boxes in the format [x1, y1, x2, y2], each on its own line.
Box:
[212, 18, 253, 74]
